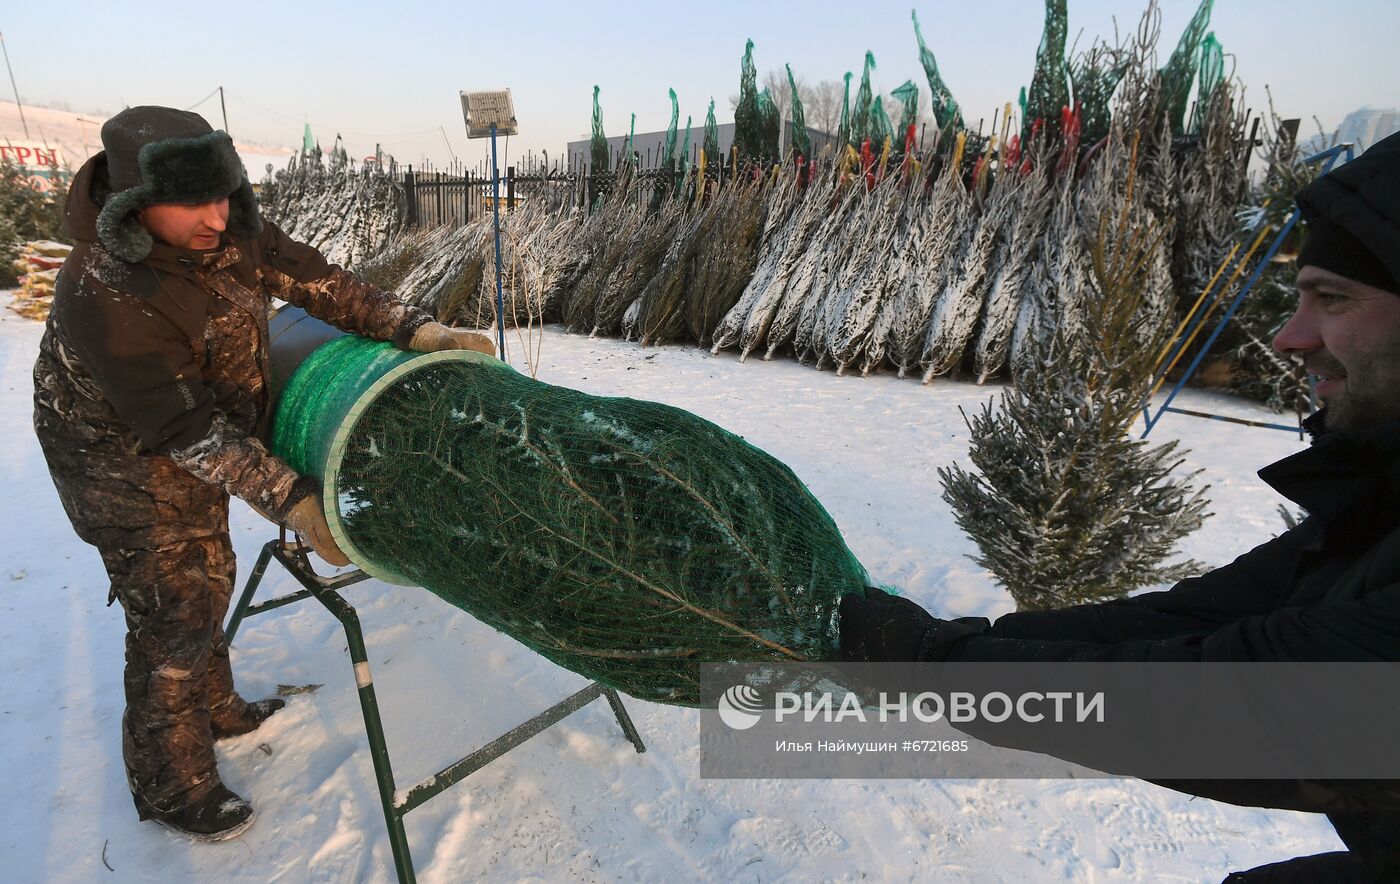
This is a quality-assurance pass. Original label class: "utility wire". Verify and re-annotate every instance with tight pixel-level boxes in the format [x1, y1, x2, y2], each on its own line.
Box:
[439, 125, 457, 162]
[183, 86, 220, 112]
[225, 90, 444, 140]
[0, 30, 29, 138]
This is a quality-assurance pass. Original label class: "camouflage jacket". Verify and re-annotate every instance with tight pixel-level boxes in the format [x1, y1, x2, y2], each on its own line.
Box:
[33, 153, 432, 529]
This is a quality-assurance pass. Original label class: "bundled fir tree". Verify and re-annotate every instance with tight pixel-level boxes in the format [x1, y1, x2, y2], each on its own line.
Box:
[939, 187, 1210, 611]
[1, 158, 67, 286]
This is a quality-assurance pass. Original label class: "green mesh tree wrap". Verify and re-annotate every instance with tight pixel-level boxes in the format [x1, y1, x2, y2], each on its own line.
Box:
[623, 113, 637, 169]
[912, 10, 961, 132]
[1161, 0, 1215, 135]
[871, 95, 894, 153]
[590, 85, 609, 173]
[891, 79, 920, 141]
[734, 39, 761, 162]
[653, 90, 681, 213]
[663, 89, 680, 169]
[757, 87, 781, 163]
[1024, 0, 1070, 140]
[271, 336, 868, 705]
[676, 115, 693, 197]
[1070, 43, 1128, 149]
[852, 51, 876, 149]
[786, 64, 811, 160]
[1190, 32, 1224, 134]
[703, 99, 720, 169]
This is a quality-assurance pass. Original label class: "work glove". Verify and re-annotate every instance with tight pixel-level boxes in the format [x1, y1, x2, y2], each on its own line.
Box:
[838, 587, 989, 662]
[283, 496, 351, 567]
[409, 321, 497, 356]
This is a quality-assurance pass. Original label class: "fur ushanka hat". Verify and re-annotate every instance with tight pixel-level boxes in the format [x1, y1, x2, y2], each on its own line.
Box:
[97, 106, 261, 262]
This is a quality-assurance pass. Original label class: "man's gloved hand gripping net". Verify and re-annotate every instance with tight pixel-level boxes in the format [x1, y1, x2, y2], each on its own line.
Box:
[271, 336, 868, 704]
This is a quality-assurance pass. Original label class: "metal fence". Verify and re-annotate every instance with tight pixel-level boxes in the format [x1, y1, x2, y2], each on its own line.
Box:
[401, 158, 755, 229]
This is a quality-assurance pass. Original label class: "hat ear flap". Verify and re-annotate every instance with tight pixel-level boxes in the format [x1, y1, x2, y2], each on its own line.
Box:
[96, 186, 155, 263]
[227, 179, 262, 238]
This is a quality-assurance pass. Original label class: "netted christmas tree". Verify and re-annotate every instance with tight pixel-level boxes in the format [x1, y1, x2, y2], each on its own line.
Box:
[786, 64, 812, 162]
[734, 39, 763, 163]
[850, 51, 877, 150]
[912, 10, 961, 135]
[1160, 0, 1215, 135]
[1023, 0, 1070, 140]
[703, 99, 721, 169]
[939, 182, 1211, 611]
[272, 337, 868, 704]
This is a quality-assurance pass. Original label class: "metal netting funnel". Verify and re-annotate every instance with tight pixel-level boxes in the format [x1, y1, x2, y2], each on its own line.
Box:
[270, 335, 868, 704]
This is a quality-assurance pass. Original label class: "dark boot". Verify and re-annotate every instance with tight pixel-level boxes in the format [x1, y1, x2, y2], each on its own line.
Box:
[212, 698, 285, 740]
[143, 782, 255, 842]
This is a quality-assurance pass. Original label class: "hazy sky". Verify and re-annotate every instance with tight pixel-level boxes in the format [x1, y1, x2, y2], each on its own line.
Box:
[4, 0, 1396, 170]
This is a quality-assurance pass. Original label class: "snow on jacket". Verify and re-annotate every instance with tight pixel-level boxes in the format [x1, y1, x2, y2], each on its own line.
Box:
[32, 152, 433, 533]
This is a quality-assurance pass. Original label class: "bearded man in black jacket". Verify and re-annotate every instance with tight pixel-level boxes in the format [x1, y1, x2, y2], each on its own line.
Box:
[840, 131, 1400, 882]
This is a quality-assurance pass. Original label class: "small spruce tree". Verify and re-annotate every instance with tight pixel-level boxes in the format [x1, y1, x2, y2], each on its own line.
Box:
[939, 192, 1211, 611]
[1, 157, 68, 287]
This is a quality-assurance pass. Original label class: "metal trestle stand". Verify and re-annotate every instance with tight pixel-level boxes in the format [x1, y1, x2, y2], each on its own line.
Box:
[224, 532, 646, 884]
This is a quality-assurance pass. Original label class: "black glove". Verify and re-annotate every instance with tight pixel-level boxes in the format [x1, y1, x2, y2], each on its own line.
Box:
[838, 587, 989, 662]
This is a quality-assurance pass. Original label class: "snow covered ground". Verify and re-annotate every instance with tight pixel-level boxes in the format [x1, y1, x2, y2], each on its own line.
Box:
[0, 299, 1340, 882]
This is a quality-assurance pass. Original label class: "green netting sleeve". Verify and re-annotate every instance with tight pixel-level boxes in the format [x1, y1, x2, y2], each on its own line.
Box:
[590, 85, 610, 173]
[912, 10, 961, 132]
[704, 99, 720, 168]
[1161, 0, 1215, 135]
[1024, 0, 1070, 140]
[1190, 32, 1225, 134]
[677, 115, 692, 197]
[663, 89, 680, 169]
[891, 79, 920, 139]
[837, 72, 853, 151]
[786, 64, 811, 160]
[622, 113, 636, 169]
[271, 336, 868, 704]
[735, 38, 760, 162]
[1070, 44, 1128, 148]
[757, 87, 781, 162]
[852, 51, 876, 149]
[871, 95, 894, 152]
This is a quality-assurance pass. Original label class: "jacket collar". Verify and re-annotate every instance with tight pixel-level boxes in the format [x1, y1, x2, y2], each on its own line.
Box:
[146, 239, 242, 280]
[1258, 409, 1400, 526]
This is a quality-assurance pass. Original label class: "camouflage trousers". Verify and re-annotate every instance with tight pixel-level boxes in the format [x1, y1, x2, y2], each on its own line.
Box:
[36, 417, 253, 816]
[102, 533, 253, 817]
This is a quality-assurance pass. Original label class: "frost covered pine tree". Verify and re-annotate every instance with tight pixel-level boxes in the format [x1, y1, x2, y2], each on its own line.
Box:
[938, 198, 1211, 611]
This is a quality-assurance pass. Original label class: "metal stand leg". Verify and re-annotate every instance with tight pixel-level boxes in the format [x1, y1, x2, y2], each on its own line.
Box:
[313, 588, 416, 883]
[225, 540, 275, 645]
[224, 538, 647, 884]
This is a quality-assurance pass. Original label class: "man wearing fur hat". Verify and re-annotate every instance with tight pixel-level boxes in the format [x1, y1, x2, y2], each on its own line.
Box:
[31, 106, 491, 840]
[841, 131, 1400, 881]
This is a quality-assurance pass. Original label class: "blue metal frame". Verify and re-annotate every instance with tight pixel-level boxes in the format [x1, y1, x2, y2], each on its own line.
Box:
[1141, 143, 1355, 439]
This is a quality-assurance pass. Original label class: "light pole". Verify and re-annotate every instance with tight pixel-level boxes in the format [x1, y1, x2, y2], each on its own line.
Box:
[460, 90, 518, 359]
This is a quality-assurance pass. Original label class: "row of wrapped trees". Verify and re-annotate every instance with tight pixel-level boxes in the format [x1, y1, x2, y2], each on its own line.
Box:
[259, 140, 406, 270]
[361, 0, 1246, 394]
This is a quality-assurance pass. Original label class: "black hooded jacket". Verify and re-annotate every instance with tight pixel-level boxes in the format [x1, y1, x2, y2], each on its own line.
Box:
[940, 412, 1400, 877]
